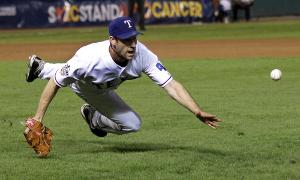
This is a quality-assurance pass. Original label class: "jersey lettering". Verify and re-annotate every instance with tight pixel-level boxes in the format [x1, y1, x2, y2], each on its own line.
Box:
[93, 78, 121, 89]
[156, 63, 166, 71]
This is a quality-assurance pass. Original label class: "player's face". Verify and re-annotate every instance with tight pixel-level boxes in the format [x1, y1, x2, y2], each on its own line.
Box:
[111, 36, 137, 61]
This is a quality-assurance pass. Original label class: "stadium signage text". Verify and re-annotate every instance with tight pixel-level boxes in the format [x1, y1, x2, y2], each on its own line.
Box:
[48, 3, 125, 23]
[0, 0, 210, 28]
[146, 1, 202, 18]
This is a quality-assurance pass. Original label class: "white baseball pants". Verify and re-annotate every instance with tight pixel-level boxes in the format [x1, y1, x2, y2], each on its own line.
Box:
[39, 63, 142, 135]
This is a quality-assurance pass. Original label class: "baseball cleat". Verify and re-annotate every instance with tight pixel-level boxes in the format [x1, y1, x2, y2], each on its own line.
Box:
[80, 104, 107, 137]
[26, 55, 45, 82]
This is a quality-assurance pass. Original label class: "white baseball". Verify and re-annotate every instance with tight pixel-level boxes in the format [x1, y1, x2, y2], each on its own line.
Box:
[270, 69, 282, 81]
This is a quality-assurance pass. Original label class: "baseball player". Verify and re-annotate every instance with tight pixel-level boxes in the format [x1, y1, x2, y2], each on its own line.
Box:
[25, 16, 221, 140]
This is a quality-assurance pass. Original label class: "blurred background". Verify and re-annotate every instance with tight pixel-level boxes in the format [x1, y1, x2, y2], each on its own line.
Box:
[0, 0, 300, 29]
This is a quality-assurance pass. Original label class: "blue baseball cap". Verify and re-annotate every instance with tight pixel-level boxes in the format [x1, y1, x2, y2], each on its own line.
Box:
[109, 16, 142, 40]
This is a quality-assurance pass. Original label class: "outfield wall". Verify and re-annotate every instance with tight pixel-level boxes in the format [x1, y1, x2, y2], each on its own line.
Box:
[0, 0, 299, 28]
[252, 0, 300, 17]
[0, 0, 213, 28]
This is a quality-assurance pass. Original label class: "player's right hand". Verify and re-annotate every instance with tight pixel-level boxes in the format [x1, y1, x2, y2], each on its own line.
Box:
[196, 111, 222, 129]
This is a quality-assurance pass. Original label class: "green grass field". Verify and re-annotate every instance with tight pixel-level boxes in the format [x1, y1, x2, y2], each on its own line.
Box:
[1, 20, 300, 44]
[1, 21, 300, 179]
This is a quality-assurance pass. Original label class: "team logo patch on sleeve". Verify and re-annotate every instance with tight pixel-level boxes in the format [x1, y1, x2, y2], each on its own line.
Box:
[60, 64, 70, 76]
[156, 63, 166, 71]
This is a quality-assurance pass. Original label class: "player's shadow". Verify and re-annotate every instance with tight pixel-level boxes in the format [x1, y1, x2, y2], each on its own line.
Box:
[101, 141, 179, 153]
[70, 140, 227, 157]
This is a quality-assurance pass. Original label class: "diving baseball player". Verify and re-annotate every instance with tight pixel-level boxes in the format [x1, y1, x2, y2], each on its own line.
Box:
[24, 16, 221, 156]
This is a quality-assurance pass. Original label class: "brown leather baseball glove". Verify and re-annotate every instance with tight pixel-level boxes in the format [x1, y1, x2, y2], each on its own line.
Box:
[23, 118, 53, 157]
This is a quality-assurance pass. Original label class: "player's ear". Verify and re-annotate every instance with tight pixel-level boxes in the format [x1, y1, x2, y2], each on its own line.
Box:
[109, 36, 118, 45]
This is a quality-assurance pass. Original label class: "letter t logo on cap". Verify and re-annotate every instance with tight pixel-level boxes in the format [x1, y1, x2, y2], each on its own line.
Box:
[124, 20, 132, 28]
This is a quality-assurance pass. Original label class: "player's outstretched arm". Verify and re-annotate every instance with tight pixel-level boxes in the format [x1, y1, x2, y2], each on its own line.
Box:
[23, 78, 58, 157]
[32, 78, 60, 122]
[163, 79, 221, 128]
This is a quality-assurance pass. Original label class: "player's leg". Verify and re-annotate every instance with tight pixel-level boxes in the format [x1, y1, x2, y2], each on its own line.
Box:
[26, 55, 64, 82]
[75, 89, 142, 136]
[137, 0, 145, 30]
[244, 6, 251, 21]
[39, 63, 64, 80]
[232, 4, 239, 22]
[128, 0, 135, 18]
[26, 55, 45, 82]
[80, 104, 108, 137]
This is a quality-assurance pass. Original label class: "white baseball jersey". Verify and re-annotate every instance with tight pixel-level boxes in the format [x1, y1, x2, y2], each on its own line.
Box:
[53, 40, 173, 92]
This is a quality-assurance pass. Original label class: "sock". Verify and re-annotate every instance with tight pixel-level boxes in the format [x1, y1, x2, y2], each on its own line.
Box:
[91, 112, 121, 131]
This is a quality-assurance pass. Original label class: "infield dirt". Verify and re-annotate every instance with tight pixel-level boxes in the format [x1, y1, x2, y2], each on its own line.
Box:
[1, 38, 300, 61]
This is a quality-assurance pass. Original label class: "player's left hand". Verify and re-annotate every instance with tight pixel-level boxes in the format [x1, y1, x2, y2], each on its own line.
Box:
[23, 118, 53, 157]
[196, 111, 222, 129]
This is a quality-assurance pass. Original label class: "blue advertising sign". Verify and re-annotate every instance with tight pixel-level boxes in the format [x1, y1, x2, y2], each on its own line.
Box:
[0, 0, 212, 28]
